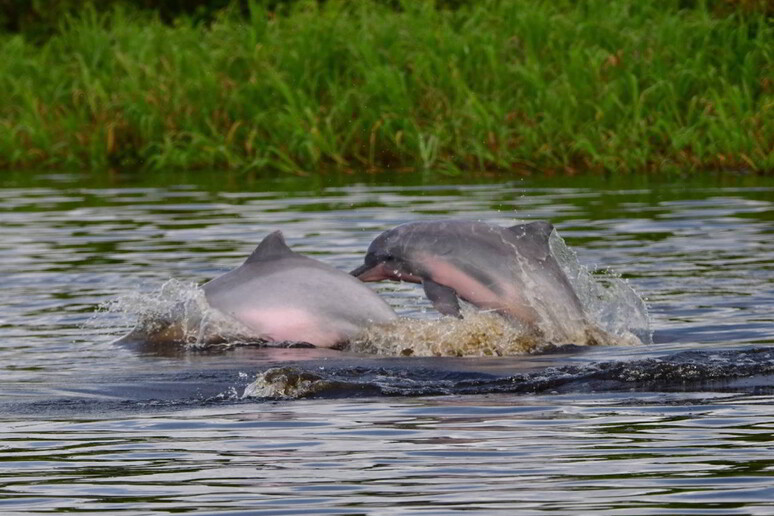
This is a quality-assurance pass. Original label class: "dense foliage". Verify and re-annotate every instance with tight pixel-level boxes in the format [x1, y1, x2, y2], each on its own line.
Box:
[0, 0, 771, 174]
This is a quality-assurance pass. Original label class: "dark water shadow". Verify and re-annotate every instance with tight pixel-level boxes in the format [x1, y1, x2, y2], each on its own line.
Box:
[5, 342, 774, 419]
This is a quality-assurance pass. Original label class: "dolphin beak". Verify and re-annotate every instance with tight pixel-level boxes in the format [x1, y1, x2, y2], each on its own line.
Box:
[350, 263, 370, 277]
[350, 263, 388, 282]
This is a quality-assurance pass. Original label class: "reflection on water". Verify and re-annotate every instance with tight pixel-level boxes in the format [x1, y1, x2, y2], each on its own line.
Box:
[3, 393, 774, 514]
[0, 172, 772, 513]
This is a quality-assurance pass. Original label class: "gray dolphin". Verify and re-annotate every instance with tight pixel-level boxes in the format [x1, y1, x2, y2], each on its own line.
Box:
[200, 231, 398, 347]
[350, 220, 588, 342]
[118, 231, 397, 349]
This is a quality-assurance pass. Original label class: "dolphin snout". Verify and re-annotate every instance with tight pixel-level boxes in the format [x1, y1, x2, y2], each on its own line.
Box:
[350, 263, 371, 277]
[351, 262, 392, 282]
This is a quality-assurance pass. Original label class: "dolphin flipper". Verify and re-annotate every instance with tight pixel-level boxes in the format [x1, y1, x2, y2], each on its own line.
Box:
[423, 279, 462, 318]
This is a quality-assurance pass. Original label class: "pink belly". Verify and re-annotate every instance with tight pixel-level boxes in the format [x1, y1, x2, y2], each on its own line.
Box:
[420, 255, 539, 324]
[237, 308, 345, 348]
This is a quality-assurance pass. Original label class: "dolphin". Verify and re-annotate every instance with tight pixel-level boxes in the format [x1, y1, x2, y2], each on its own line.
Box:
[118, 231, 397, 349]
[200, 231, 398, 347]
[350, 220, 589, 343]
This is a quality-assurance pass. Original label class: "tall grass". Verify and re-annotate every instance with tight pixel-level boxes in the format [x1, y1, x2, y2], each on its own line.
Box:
[0, 0, 771, 174]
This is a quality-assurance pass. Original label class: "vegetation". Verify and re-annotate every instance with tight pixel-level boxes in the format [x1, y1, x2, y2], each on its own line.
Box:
[0, 0, 771, 175]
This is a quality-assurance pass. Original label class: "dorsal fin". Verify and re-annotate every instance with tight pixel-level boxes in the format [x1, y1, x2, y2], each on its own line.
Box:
[508, 221, 554, 261]
[244, 231, 295, 264]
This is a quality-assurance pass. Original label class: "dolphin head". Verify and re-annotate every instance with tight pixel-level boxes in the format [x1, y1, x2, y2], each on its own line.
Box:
[350, 226, 424, 283]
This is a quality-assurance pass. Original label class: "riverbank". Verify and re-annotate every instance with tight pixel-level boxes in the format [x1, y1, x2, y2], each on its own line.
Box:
[1, 0, 771, 175]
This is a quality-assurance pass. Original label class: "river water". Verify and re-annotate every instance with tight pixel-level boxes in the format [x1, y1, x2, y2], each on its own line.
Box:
[1, 172, 772, 514]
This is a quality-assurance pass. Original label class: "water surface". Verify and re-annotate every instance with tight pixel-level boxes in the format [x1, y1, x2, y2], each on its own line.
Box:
[1, 172, 772, 513]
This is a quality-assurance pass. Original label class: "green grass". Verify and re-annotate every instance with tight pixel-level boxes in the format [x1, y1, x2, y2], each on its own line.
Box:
[0, 0, 771, 175]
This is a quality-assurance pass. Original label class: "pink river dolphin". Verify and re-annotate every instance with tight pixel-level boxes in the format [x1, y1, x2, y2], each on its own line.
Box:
[119, 231, 397, 349]
[350, 220, 590, 343]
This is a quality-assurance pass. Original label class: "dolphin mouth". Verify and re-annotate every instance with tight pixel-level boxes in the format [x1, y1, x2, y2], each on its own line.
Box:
[351, 263, 424, 284]
[351, 263, 390, 282]
[350, 263, 371, 277]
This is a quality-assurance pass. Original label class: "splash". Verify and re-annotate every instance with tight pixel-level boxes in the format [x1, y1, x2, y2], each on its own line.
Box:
[243, 367, 332, 399]
[103, 279, 261, 348]
[348, 309, 639, 358]
[549, 231, 652, 345]
[349, 311, 537, 357]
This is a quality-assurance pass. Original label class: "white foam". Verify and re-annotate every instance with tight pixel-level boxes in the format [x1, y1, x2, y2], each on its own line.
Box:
[102, 279, 260, 347]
